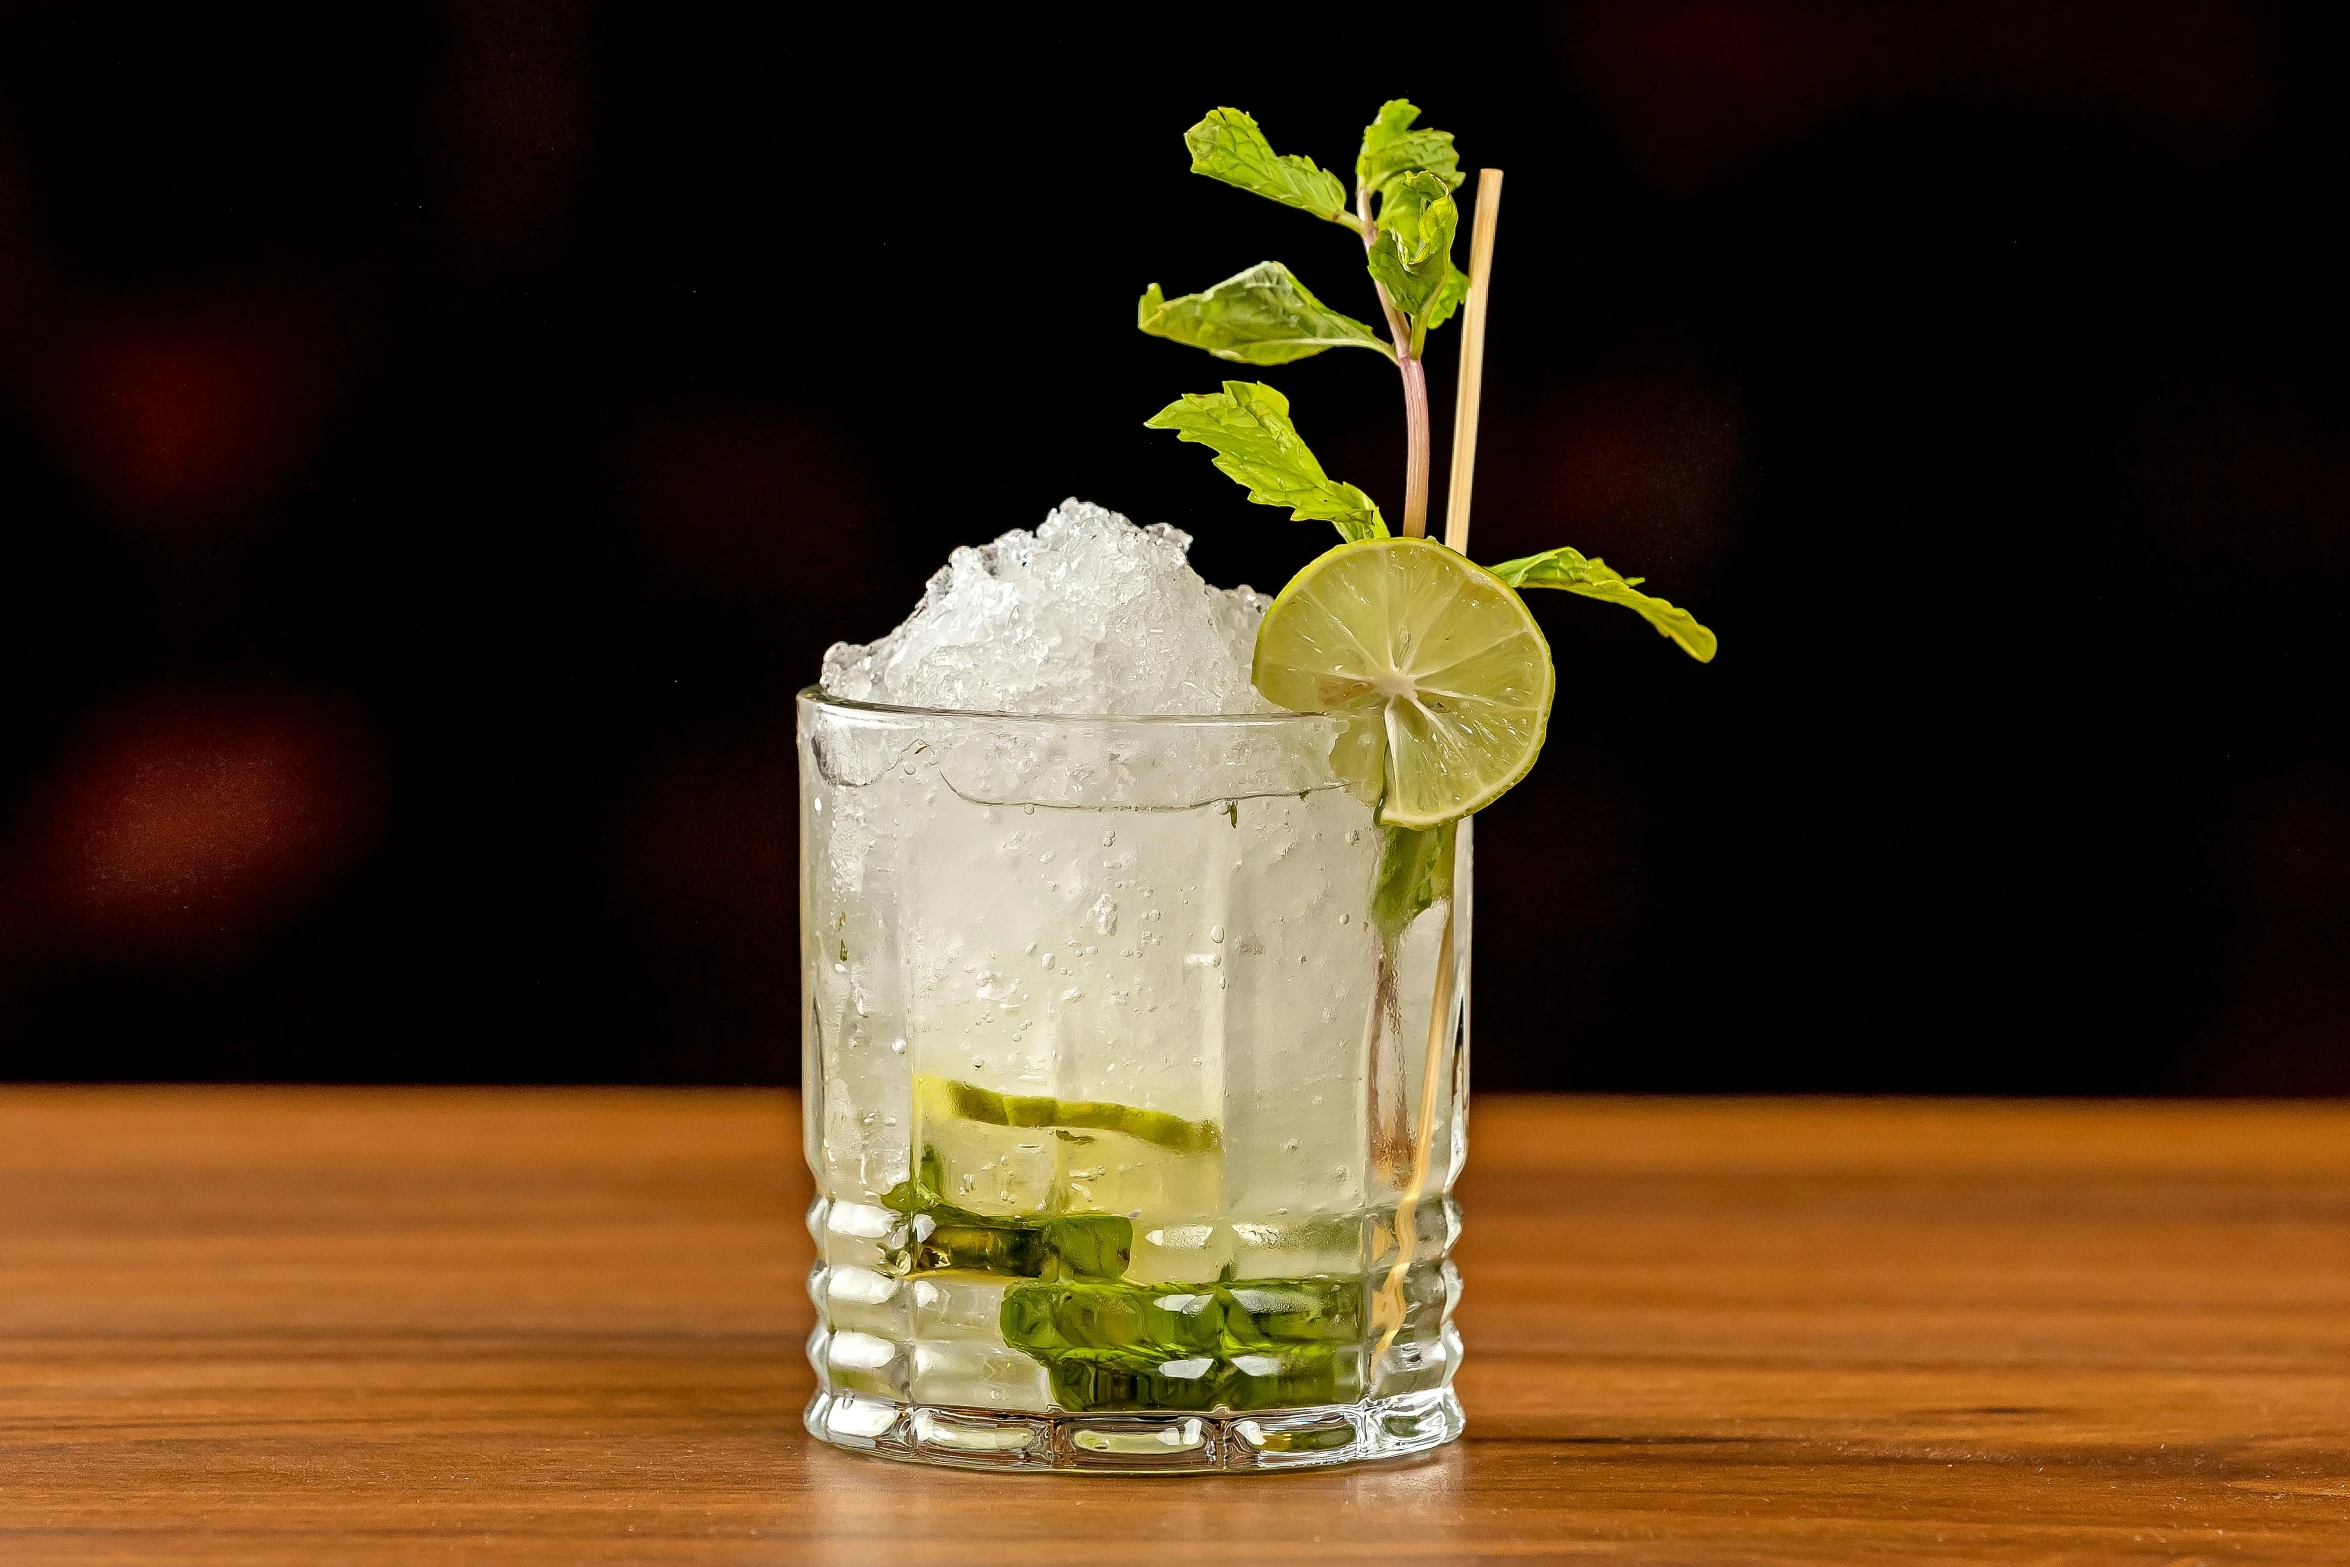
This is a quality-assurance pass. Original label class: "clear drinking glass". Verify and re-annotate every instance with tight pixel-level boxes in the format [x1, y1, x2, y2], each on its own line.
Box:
[798, 690, 1469, 1472]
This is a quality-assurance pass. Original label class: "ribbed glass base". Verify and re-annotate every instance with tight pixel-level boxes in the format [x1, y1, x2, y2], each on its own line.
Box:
[804, 1388, 1464, 1474]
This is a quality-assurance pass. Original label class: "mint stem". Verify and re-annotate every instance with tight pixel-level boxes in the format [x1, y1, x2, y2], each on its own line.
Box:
[1398, 353, 1430, 538]
[1356, 183, 1433, 537]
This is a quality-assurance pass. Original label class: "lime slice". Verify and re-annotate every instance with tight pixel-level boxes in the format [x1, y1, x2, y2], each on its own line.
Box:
[1253, 536, 1554, 829]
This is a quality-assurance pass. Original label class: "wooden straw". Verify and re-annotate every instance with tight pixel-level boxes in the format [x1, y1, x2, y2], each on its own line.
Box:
[1443, 168, 1504, 555]
[1376, 168, 1502, 1357]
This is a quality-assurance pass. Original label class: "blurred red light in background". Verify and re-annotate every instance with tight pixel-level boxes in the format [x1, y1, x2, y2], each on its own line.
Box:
[1570, 0, 2277, 191]
[51, 314, 323, 525]
[23, 695, 378, 955]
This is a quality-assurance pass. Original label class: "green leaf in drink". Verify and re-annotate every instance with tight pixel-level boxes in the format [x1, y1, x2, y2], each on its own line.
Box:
[1002, 1276, 1366, 1412]
[1488, 546, 1720, 662]
[1372, 821, 1456, 938]
[1184, 107, 1356, 228]
[1137, 262, 1394, 366]
[1144, 380, 1388, 543]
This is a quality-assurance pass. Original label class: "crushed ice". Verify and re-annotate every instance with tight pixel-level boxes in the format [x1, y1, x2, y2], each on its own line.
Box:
[821, 499, 1275, 716]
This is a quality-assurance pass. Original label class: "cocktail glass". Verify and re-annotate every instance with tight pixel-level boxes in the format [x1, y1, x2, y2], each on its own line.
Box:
[798, 690, 1469, 1472]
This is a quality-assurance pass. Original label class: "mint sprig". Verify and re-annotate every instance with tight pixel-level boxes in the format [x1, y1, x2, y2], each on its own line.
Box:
[1139, 100, 1719, 658]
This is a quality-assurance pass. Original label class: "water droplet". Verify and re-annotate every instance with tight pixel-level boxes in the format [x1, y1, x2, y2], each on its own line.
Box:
[1040, 952, 1056, 970]
[889, 1039, 905, 1054]
[1101, 832, 1116, 847]
[1208, 925, 1225, 944]
[1022, 803, 1036, 815]
[1039, 850, 1055, 864]
[1338, 913, 1351, 925]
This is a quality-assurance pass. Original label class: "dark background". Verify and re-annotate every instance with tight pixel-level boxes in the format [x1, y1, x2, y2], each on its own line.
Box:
[0, 3, 2342, 1092]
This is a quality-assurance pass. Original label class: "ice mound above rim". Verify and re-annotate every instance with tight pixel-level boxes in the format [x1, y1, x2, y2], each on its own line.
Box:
[820, 499, 1277, 716]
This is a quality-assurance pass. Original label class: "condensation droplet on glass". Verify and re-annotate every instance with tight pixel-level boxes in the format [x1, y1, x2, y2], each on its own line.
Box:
[889, 1039, 906, 1054]
[1338, 913, 1350, 925]
[1100, 832, 1116, 847]
[1040, 952, 1055, 970]
[1208, 925, 1224, 944]
[1022, 803, 1035, 815]
[1039, 851, 1055, 864]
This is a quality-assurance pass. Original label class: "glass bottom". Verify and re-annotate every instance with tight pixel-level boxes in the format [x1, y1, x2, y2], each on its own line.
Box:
[804, 1388, 1464, 1474]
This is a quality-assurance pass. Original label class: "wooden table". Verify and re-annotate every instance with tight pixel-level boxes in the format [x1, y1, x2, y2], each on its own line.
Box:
[2, 1089, 2346, 1564]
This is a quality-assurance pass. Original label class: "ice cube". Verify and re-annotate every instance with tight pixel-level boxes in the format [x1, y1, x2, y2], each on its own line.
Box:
[821, 499, 1274, 716]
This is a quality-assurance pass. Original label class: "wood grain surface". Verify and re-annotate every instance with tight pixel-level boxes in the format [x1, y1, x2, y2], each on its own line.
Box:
[2, 1088, 2346, 1565]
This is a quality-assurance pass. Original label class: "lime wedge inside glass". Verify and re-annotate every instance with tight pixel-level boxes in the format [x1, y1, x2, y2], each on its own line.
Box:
[1252, 536, 1555, 829]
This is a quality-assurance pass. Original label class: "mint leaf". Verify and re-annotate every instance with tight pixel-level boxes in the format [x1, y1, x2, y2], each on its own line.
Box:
[1489, 547, 1720, 662]
[1037, 1215, 1135, 1281]
[1145, 380, 1388, 542]
[1138, 262, 1394, 366]
[1358, 99, 1463, 203]
[1185, 108, 1355, 227]
[1378, 172, 1455, 265]
[1422, 258, 1470, 332]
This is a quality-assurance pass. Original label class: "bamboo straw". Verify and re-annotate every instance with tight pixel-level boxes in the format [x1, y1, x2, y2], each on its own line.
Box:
[1444, 168, 1504, 555]
[1376, 168, 1502, 1357]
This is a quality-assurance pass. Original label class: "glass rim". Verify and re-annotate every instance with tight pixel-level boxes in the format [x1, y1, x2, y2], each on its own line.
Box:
[796, 684, 1337, 730]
